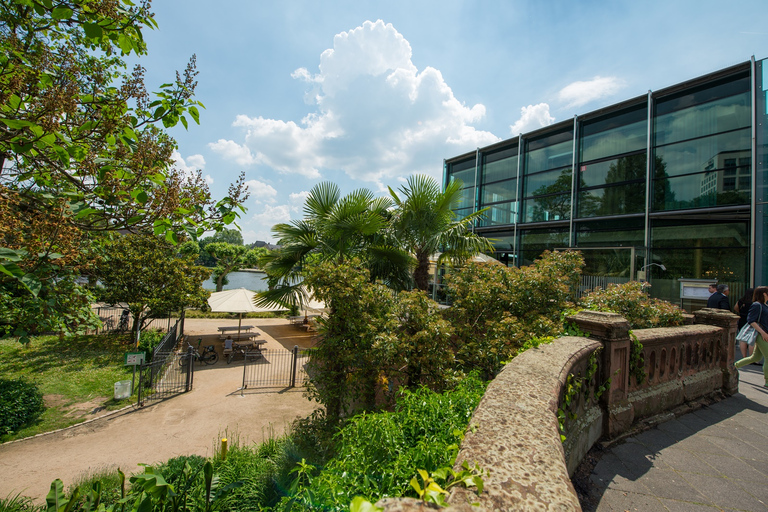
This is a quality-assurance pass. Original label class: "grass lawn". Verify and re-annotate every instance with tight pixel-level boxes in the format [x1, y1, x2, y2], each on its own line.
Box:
[0, 333, 136, 442]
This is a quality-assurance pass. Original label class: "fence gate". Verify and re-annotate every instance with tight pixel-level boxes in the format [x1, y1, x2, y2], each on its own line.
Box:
[137, 322, 193, 406]
[241, 345, 310, 390]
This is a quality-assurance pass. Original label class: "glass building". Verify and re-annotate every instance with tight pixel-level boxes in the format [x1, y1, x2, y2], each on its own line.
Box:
[443, 57, 768, 306]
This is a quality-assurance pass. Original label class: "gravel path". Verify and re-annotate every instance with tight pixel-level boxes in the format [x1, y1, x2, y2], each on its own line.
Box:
[0, 318, 318, 501]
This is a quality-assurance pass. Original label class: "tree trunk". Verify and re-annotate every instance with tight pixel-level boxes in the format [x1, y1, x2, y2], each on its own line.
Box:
[413, 253, 430, 291]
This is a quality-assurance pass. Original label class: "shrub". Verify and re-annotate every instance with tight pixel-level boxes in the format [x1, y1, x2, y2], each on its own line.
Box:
[444, 250, 585, 378]
[579, 281, 685, 328]
[278, 375, 487, 511]
[137, 329, 165, 361]
[0, 378, 45, 436]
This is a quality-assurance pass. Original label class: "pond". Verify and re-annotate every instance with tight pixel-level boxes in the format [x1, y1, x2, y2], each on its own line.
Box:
[202, 270, 269, 292]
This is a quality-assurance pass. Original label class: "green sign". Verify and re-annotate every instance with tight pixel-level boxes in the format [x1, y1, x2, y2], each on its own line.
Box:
[125, 352, 146, 366]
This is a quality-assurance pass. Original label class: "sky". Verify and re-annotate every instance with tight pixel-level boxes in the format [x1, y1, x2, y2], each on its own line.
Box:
[136, 0, 768, 243]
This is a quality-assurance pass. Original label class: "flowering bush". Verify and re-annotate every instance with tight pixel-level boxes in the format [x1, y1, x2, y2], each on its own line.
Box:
[444, 250, 585, 378]
[579, 281, 685, 329]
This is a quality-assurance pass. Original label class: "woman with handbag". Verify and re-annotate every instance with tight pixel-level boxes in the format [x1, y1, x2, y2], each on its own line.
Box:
[734, 286, 768, 387]
[734, 287, 755, 360]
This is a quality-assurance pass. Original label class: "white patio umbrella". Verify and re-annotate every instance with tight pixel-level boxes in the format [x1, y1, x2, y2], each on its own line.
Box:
[207, 288, 287, 338]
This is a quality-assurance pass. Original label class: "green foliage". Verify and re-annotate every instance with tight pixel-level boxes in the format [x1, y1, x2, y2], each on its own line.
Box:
[304, 259, 395, 421]
[96, 234, 210, 344]
[277, 376, 486, 511]
[137, 330, 165, 361]
[206, 243, 262, 292]
[388, 174, 495, 291]
[629, 331, 646, 385]
[0, 492, 42, 512]
[444, 250, 585, 378]
[408, 462, 484, 507]
[374, 290, 456, 392]
[0, 0, 248, 341]
[0, 378, 45, 436]
[579, 281, 685, 329]
[0, 334, 133, 441]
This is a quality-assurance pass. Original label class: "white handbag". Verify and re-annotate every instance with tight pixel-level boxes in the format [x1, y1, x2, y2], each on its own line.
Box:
[736, 305, 762, 345]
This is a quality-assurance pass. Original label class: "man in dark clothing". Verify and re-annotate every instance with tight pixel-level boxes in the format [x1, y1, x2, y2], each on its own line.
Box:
[707, 284, 730, 310]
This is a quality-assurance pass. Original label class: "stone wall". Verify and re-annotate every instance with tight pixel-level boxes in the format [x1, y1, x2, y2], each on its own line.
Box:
[376, 309, 738, 512]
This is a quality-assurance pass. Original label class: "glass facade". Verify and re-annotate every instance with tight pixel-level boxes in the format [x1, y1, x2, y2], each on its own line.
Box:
[444, 59, 767, 304]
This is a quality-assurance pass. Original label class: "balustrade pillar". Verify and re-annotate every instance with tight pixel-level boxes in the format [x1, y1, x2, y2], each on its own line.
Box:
[566, 311, 632, 437]
[693, 308, 739, 395]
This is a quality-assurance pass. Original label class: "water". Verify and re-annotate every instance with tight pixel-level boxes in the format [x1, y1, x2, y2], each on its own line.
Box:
[203, 270, 270, 292]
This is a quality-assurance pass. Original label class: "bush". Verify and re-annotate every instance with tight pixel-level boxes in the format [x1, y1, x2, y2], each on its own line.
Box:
[444, 250, 585, 378]
[0, 378, 45, 436]
[579, 281, 685, 328]
[137, 329, 165, 361]
[278, 375, 487, 511]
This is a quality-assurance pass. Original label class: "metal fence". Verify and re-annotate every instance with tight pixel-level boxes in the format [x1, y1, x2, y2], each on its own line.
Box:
[136, 319, 191, 406]
[92, 305, 180, 335]
[241, 345, 311, 390]
[578, 275, 632, 298]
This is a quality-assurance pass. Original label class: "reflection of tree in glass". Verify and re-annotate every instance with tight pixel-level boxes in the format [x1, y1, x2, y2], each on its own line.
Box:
[594, 155, 646, 216]
[651, 157, 678, 210]
[529, 169, 572, 221]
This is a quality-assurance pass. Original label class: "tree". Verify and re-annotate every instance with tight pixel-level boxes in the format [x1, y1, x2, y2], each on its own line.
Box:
[257, 182, 410, 308]
[96, 233, 210, 345]
[388, 174, 495, 291]
[205, 242, 261, 292]
[0, 1, 247, 340]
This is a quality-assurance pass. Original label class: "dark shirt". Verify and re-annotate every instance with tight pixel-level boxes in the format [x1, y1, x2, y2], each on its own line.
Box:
[746, 302, 768, 332]
[707, 292, 730, 310]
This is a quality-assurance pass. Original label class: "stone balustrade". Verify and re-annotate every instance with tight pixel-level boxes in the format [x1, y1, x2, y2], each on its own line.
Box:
[377, 309, 739, 511]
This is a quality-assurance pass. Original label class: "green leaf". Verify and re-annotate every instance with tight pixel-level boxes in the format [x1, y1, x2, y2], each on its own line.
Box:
[83, 23, 103, 39]
[222, 212, 236, 225]
[0, 262, 24, 278]
[349, 496, 383, 512]
[188, 106, 200, 124]
[179, 115, 188, 130]
[165, 230, 179, 245]
[51, 6, 73, 19]
[21, 274, 42, 297]
[0, 247, 26, 262]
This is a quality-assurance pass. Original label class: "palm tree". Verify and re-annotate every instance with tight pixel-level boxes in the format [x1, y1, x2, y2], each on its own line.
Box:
[255, 182, 411, 308]
[388, 174, 495, 291]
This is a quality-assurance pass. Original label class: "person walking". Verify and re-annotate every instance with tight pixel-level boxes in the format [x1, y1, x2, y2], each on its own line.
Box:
[707, 284, 730, 310]
[734, 286, 768, 387]
[734, 287, 755, 360]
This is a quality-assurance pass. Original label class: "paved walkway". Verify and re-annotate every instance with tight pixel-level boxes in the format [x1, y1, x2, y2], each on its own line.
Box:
[589, 363, 768, 511]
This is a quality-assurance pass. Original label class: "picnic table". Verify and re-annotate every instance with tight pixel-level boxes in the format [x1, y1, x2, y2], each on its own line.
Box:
[218, 325, 254, 333]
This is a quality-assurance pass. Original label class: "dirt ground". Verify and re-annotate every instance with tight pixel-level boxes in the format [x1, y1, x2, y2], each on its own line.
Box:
[0, 318, 319, 501]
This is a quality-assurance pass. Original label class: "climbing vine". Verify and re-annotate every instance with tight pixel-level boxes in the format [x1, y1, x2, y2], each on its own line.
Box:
[629, 331, 646, 385]
[557, 349, 610, 442]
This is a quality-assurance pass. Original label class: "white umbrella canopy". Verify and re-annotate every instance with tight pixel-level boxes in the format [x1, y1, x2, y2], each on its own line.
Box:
[207, 288, 287, 338]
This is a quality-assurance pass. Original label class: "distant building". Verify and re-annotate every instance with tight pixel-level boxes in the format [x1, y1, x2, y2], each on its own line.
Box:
[443, 57, 768, 306]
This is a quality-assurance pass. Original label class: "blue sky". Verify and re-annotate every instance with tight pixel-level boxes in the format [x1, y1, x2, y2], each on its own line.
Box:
[137, 0, 768, 243]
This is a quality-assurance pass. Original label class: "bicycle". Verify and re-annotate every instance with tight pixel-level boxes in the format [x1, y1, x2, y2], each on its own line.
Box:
[179, 338, 219, 366]
[226, 343, 263, 364]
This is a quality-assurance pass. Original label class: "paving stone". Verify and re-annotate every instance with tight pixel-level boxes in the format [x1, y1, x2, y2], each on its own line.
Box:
[708, 435, 768, 462]
[658, 419, 697, 436]
[634, 469, 709, 503]
[671, 435, 731, 456]
[702, 453, 768, 483]
[596, 489, 668, 512]
[677, 413, 713, 432]
[633, 428, 680, 452]
[657, 497, 723, 511]
[685, 473, 768, 512]
[655, 447, 722, 477]
[611, 442, 661, 471]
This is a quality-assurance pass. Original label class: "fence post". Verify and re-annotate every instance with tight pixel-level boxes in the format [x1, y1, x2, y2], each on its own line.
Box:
[137, 362, 145, 407]
[290, 345, 299, 388]
[185, 345, 195, 392]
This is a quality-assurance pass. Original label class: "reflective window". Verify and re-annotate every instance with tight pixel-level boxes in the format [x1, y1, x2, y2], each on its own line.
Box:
[581, 108, 647, 162]
[518, 227, 570, 266]
[523, 130, 573, 223]
[652, 73, 751, 212]
[478, 202, 518, 227]
[579, 153, 646, 188]
[578, 181, 646, 217]
[482, 180, 517, 204]
[481, 147, 518, 184]
[447, 157, 477, 214]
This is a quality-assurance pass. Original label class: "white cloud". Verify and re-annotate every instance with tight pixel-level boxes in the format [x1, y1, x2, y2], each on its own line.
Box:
[289, 191, 310, 212]
[208, 139, 255, 167]
[210, 20, 499, 184]
[510, 104, 555, 136]
[558, 76, 625, 109]
[242, 204, 293, 243]
[172, 151, 214, 185]
[244, 179, 278, 204]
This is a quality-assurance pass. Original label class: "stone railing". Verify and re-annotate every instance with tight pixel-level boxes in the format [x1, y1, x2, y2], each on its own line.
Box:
[377, 309, 738, 512]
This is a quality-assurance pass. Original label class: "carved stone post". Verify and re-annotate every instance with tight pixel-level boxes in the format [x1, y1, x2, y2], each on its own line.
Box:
[693, 308, 739, 395]
[566, 311, 632, 438]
